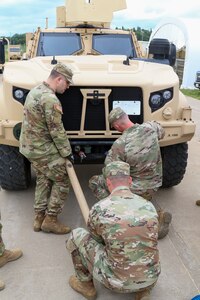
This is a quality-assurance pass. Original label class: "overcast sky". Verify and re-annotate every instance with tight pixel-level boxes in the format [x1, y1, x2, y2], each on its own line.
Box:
[0, 0, 200, 36]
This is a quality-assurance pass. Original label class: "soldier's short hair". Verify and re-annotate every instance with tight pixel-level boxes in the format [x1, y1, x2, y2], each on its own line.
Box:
[108, 107, 126, 126]
[51, 62, 73, 84]
[103, 161, 130, 178]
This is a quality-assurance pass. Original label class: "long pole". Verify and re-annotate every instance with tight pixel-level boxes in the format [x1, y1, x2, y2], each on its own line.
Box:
[66, 160, 90, 224]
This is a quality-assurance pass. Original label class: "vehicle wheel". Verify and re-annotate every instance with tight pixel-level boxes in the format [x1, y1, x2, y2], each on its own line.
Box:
[0, 145, 31, 190]
[161, 142, 188, 188]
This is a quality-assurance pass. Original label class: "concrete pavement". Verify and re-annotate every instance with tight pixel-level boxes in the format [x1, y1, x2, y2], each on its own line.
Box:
[0, 97, 200, 299]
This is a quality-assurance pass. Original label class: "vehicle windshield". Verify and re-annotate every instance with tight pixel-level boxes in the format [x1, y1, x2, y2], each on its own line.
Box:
[92, 34, 135, 57]
[36, 32, 135, 58]
[36, 32, 82, 56]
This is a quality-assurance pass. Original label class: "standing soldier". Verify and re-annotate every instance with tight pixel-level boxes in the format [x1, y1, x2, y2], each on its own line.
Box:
[89, 107, 172, 239]
[20, 62, 74, 234]
[66, 161, 160, 300]
[0, 218, 23, 291]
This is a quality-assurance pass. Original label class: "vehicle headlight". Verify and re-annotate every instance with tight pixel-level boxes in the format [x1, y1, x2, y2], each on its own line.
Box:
[149, 88, 173, 112]
[163, 90, 172, 100]
[14, 89, 24, 100]
[13, 86, 30, 104]
[150, 94, 162, 105]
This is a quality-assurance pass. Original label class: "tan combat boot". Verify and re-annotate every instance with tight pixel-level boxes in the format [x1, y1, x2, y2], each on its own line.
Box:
[41, 214, 71, 234]
[69, 275, 97, 300]
[196, 200, 200, 206]
[33, 211, 45, 232]
[158, 210, 172, 239]
[0, 249, 23, 268]
[135, 289, 150, 300]
[0, 279, 5, 291]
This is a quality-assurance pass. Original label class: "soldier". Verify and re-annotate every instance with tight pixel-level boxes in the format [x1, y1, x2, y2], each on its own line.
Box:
[20, 62, 74, 234]
[66, 161, 160, 300]
[89, 107, 172, 239]
[0, 219, 23, 291]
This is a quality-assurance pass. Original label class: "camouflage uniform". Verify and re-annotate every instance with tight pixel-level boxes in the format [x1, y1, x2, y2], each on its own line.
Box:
[89, 109, 165, 200]
[0, 219, 5, 256]
[20, 79, 72, 215]
[67, 161, 160, 293]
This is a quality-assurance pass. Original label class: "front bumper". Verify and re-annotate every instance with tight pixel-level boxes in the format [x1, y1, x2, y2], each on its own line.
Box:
[0, 117, 196, 149]
[159, 120, 195, 146]
[0, 120, 21, 147]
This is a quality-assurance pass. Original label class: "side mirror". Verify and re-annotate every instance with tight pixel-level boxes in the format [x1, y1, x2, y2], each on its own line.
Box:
[148, 38, 177, 67]
[148, 38, 170, 60]
[168, 43, 176, 67]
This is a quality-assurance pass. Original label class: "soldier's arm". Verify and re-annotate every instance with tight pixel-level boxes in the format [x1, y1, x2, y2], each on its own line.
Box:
[87, 207, 104, 244]
[146, 121, 165, 140]
[105, 138, 126, 165]
[43, 98, 72, 157]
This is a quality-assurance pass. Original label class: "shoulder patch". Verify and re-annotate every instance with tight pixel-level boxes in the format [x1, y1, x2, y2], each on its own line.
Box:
[53, 103, 63, 114]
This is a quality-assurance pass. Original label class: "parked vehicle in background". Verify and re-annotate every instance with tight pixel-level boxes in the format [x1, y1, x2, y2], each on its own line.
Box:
[8, 45, 22, 61]
[194, 71, 200, 89]
[0, 0, 196, 191]
[0, 39, 21, 73]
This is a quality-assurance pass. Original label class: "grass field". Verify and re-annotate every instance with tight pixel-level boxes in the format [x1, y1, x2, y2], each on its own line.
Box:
[181, 89, 200, 100]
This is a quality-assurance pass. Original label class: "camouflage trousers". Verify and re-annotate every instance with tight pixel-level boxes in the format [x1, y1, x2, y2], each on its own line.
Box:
[66, 228, 156, 293]
[0, 218, 5, 256]
[31, 154, 71, 216]
[89, 174, 156, 201]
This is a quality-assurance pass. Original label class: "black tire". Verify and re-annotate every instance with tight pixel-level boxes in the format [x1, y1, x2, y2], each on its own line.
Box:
[0, 145, 31, 190]
[161, 142, 188, 188]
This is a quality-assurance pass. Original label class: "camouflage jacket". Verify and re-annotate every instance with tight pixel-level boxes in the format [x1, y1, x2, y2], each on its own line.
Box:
[87, 186, 161, 290]
[19, 82, 72, 159]
[105, 122, 165, 192]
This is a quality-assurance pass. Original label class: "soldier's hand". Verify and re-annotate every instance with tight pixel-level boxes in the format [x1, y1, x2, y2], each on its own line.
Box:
[78, 151, 86, 162]
[66, 154, 75, 164]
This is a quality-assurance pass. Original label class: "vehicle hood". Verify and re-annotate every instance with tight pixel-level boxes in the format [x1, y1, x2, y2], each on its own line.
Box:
[3, 55, 178, 89]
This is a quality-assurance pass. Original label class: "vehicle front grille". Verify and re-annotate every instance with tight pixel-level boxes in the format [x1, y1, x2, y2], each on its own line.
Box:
[57, 86, 143, 133]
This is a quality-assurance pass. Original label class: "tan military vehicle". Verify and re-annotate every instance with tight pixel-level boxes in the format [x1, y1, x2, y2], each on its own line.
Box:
[0, 40, 21, 73]
[8, 44, 22, 61]
[0, 0, 195, 190]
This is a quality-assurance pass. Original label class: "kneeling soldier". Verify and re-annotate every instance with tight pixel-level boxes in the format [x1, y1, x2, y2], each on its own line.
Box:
[66, 161, 160, 300]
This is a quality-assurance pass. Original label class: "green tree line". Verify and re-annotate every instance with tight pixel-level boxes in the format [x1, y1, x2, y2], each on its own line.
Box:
[116, 26, 152, 41]
[6, 33, 26, 45]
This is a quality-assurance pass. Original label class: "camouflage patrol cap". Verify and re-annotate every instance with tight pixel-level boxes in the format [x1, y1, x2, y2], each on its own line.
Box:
[53, 62, 73, 84]
[103, 161, 130, 178]
[108, 107, 126, 126]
